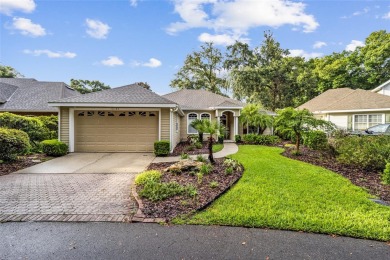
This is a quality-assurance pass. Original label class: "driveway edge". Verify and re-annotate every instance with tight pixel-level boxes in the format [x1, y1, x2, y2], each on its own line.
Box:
[131, 184, 166, 224]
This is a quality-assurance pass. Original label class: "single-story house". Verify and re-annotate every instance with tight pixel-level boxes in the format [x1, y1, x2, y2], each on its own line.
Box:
[298, 81, 390, 131]
[0, 78, 79, 115]
[49, 84, 245, 153]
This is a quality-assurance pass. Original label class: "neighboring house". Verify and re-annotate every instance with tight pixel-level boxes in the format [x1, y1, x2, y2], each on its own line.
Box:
[371, 79, 390, 95]
[0, 78, 79, 115]
[298, 83, 390, 132]
[49, 85, 245, 153]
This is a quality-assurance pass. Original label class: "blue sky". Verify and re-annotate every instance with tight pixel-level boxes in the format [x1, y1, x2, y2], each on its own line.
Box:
[1, 0, 389, 94]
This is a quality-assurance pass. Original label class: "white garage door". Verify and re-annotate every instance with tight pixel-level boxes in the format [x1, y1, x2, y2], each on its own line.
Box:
[74, 110, 158, 152]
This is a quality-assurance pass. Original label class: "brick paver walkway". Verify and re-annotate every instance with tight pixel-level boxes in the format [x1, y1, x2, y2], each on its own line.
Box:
[0, 173, 137, 222]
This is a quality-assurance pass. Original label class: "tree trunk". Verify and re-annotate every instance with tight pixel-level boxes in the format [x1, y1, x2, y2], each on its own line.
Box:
[295, 133, 300, 153]
[208, 136, 215, 164]
[199, 132, 203, 143]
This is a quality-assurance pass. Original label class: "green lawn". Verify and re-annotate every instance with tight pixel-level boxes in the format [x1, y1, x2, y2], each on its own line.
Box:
[177, 145, 390, 241]
[212, 143, 224, 153]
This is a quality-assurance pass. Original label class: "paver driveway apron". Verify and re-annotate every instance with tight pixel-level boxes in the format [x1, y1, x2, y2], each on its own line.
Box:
[0, 153, 155, 223]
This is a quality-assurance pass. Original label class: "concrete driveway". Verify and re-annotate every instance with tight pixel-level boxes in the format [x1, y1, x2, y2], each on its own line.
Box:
[15, 153, 155, 174]
[0, 153, 155, 222]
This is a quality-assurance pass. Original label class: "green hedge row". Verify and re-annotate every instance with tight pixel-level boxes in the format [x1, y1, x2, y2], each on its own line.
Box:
[0, 112, 58, 145]
[242, 134, 281, 145]
[0, 128, 31, 161]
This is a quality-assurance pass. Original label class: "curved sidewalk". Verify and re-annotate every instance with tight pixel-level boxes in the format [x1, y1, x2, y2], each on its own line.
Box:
[152, 142, 239, 163]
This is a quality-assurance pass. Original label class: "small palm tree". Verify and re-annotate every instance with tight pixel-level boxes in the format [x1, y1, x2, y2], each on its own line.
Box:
[240, 104, 273, 134]
[203, 120, 226, 164]
[190, 119, 207, 142]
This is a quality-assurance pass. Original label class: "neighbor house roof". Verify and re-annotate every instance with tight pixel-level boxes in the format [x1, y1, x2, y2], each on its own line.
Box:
[49, 84, 177, 108]
[162, 89, 245, 110]
[298, 88, 390, 113]
[371, 79, 390, 93]
[0, 78, 79, 112]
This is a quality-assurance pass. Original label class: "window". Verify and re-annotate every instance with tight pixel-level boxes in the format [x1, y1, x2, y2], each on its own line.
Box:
[77, 112, 85, 117]
[119, 112, 126, 117]
[354, 114, 383, 130]
[87, 111, 94, 116]
[128, 112, 136, 117]
[107, 112, 114, 116]
[98, 111, 105, 116]
[149, 112, 156, 117]
[187, 113, 198, 134]
[200, 113, 211, 121]
[139, 112, 146, 117]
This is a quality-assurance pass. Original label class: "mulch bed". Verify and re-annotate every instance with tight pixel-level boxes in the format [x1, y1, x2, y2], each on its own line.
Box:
[140, 158, 243, 220]
[0, 154, 53, 176]
[283, 146, 390, 204]
[170, 141, 209, 156]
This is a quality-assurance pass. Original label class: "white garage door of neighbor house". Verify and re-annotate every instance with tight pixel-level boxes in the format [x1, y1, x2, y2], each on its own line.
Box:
[74, 110, 158, 152]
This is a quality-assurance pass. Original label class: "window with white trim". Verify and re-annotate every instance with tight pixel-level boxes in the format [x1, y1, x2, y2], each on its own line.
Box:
[354, 114, 383, 130]
[187, 113, 198, 134]
[200, 113, 211, 121]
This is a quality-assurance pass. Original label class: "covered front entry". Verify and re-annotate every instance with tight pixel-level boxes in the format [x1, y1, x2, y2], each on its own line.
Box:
[74, 110, 158, 152]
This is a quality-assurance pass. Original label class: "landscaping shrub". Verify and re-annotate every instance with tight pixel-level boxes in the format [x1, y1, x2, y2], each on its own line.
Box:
[242, 134, 280, 145]
[187, 135, 198, 145]
[303, 130, 328, 150]
[199, 163, 213, 175]
[0, 128, 30, 161]
[135, 170, 162, 186]
[382, 162, 390, 185]
[0, 112, 50, 145]
[217, 135, 224, 144]
[37, 115, 58, 139]
[180, 153, 189, 159]
[195, 142, 203, 149]
[154, 141, 170, 156]
[235, 134, 241, 143]
[139, 181, 184, 201]
[40, 139, 68, 156]
[195, 155, 206, 162]
[335, 136, 390, 170]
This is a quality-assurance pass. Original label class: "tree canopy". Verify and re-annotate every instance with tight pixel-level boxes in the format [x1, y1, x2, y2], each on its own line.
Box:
[171, 29, 389, 111]
[0, 65, 23, 78]
[170, 42, 227, 95]
[70, 79, 110, 94]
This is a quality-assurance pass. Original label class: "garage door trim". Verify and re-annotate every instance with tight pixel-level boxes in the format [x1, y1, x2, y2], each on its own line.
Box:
[68, 107, 161, 152]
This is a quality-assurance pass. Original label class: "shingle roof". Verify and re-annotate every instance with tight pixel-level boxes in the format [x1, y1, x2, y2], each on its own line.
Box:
[371, 79, 390, 93]
[162, 89, 244, 110]
[0, 78, 80, 112]
[298, 88, 390, 112]
[50, 84, 176, 105]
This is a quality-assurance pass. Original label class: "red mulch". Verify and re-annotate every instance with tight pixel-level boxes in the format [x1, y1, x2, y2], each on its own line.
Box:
[283, 146, 390, 204]
[140, 158, 243, 220]
[170, 141, 210, 156]
[0, 154, 53, 176]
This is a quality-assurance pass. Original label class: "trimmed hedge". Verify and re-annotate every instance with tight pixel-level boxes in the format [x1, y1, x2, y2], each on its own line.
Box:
[154, 141, 170, 156]
[0, 112, 51, 145]
[41, 139, 68, 157]
[37, 115, 58, 139]
[334, 135, 390, 170]
[303, 130, 328, 150]
[0, 128, 30, 161]
[242, 134, 280, 145]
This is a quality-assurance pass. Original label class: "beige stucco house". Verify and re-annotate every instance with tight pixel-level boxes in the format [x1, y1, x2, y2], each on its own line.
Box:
[49, 84, 244, 153]
[298, 79, 390, 132]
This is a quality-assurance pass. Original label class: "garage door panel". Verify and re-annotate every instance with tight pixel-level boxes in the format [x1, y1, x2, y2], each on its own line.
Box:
[74, 110, 159, 152]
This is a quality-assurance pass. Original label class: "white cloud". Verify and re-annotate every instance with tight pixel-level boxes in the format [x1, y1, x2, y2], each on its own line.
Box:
[198, 32, 248, 46]
[131, 58, 162, 68]
[9, 17, 46, 37]
[313, 41, 327, 49]
[382, 12, 390, 19]
[0, 0, 36, 15]
[143, 58, 162, 68]
[345, 40, 365, 51]
[167, 0, 319, 41]
[288, 49, 323, 59]
[85, 18, 110, 39]
[101, 56, 124, 66]
[353, 7, 369, 16]
[130, 0, 138, 7]
[23, 49, 76, 58]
